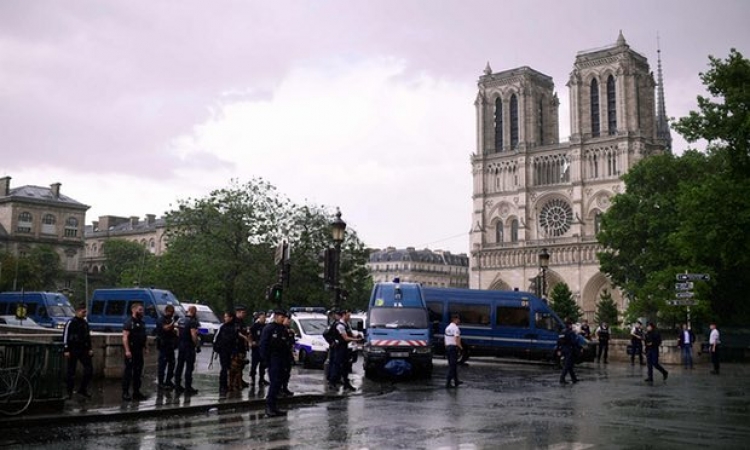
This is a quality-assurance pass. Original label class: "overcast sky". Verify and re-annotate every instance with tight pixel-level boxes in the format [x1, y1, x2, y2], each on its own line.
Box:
[2, 1, 748, 254]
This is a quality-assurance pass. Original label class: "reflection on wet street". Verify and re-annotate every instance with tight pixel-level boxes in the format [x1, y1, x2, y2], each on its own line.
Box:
[3, 359, 749, 449]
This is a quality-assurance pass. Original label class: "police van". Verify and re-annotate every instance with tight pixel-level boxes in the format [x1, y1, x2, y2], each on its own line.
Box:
[288, 307, 330, 369]
[0, 291, 75, 329]
[423, 287, 596, 363]
[87, 288, 185, 333]
[363, 279, 433, 378]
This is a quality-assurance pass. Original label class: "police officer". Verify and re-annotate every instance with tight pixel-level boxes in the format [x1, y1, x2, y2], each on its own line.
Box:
[249, 311, 268, 389]
[63, 302, 93, 399]
[559, 318, 580, 384]
[280, 315, 295, 397]
[175, 305, 200, 395]
[231, 305, 251, 390]
[122, 302, 148, 401]
[595, 321, 610, 364]
[214, 310, 237, 396]
[579, 319, 591, 339]
[644, 322, 668, 383]
[156, 304, 178, 390]
[630, 321, 645, 365]
[328, 309, 361, 391]
[260, 309, 292, 417]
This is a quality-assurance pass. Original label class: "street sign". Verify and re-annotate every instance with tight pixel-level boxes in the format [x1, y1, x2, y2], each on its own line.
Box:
[668, 299, 697, 307]
[676, 273, 710, 282]
[675, 291, 695, 299]
[675, 282, 694, 290]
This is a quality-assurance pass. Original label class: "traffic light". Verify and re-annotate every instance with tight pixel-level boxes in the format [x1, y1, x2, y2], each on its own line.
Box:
[270, 284, 283, 304]
[281, 262, 291, 288]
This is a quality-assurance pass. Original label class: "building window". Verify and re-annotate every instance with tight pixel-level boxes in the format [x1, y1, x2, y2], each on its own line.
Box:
[42, 214, 57, 235]
[539, 198, 573, 237]
[17, 212, 33, 233]
[64, 217, 79, 237]
[495, 223, 504, 244]
[594, 212, 603, 235]
[510, 94, 519, 148]
[510, 219, 519, 242]
[494, 97, 503, 152]
[607, 75, 617, 135]
[590, 78, 600, 137]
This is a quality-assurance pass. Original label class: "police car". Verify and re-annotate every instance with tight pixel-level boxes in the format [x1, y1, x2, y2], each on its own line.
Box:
[288, 307, 330, 369]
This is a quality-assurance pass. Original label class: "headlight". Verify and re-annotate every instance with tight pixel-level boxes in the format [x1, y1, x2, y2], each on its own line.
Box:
[56, 323, 65, 329]
[366, 346, 386, 353]
[414, 347, 432, 354]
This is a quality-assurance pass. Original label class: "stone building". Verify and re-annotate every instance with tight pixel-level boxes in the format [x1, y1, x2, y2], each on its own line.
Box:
[0, 176, 89, 283]
[368, 247, 469, 288]
[83, 214, 167, 274]
[469, 32, 671, 320]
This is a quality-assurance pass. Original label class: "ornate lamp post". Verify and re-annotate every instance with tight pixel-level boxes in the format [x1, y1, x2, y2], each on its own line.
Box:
[538, 248, 550, 299]
[330, 208, 347, 311]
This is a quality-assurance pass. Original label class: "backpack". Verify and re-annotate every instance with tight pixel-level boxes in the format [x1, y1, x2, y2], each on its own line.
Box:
[323, 321, 341, 345]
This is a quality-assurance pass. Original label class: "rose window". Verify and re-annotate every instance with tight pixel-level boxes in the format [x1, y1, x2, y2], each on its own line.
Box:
[539, 198, 573, 237]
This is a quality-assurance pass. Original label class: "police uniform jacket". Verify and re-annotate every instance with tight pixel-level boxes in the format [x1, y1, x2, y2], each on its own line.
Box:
[177, 316, 200, 349]
[63, 316, 91, 353]
[259, 322, 291, 362]
[124, 315, 147, 351]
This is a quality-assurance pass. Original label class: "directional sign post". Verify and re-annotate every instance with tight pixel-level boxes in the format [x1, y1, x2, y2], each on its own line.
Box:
[668, 299, 698, 307]
[675, 291, 695, 299]
[675, 282, 694, 291]
[676, 273, 710, 282]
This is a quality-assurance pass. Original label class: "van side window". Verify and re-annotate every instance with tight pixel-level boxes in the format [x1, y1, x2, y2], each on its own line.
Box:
[0, 303, 7, 315]
[105, 300, 126, 316]
[449, 303, 490, 327]
[535, 312, 558, 331]
[25, 303, 38, 316]
[91, 300, 105, 315]
[496, 306, 530, 328]
[427, 301, 443, 323]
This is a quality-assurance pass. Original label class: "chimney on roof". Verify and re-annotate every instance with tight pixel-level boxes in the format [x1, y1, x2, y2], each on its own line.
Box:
[146, 214, 156, 225]
[130, 216, 139, 227]
[50, 182, 61, 198]
[0, 176, 10, 196]
[92, 221, 99, 231]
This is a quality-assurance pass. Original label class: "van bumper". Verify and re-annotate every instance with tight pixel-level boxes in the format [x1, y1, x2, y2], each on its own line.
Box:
[363, 347, 433, 373]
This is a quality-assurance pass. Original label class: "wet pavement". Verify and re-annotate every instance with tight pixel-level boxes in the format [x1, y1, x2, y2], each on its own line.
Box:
[2, 355, 749, 449]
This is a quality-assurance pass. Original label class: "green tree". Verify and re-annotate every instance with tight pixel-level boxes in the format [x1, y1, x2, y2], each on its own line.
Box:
[0, 247, 62, 291]
[101, 239, 155, 288]
[549, 283, 581, 322]
[594, 290, 619, 326]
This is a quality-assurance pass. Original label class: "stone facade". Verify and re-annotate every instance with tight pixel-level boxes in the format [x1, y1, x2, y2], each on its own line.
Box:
[83, 214, 168, 274]
[367, 247, 469, 288]
[470, 33, 670, 321]
[0, 176, 89, 282]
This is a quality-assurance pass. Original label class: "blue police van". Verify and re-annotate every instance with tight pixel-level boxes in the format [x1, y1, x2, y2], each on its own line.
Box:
[362, 279, 433, 378]
[0, 291, 75, 329]
[87, 288, 185, 333]
[423, 287, 595, 364]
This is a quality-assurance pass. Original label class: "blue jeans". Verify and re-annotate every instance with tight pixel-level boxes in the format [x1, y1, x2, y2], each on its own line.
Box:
[681, 345, 693, 368]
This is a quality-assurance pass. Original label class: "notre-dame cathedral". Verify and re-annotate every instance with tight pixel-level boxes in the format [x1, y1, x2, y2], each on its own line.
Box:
[469, 32, 671, 320]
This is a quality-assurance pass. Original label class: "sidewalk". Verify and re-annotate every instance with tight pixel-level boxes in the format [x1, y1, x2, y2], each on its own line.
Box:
[1, 359, 344, 427]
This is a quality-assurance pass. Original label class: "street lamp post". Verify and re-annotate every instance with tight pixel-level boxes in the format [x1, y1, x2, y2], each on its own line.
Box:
[330, 208, 347, 311]
[538, 248, 550, 299]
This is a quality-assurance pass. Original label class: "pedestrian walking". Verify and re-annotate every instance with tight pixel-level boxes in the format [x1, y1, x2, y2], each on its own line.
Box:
[644, 322, 668, 382]
[249, 311, 268, 389]
[122, 302, 148, 401]
[595, 321, 610, 364]
[709, 322, 721, 375]
[260, 309, 292, 417]
[558, 318, 580, 384]
[677, 323, 696, 369]
[630, 321, 645, 365]
[156, 304, 178, 390]
[63, 302, 93, 399]
[175, 305, 200, 395]
[214, 310, 237, 396]
[444, 313, 463, 388]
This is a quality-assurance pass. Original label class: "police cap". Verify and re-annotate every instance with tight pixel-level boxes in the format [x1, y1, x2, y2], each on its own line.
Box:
[274, 309, 288, 318]
[235, 305, 247, 312]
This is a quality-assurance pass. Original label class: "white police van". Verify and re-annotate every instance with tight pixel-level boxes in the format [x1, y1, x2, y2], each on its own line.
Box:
[288, 307, 330, 369]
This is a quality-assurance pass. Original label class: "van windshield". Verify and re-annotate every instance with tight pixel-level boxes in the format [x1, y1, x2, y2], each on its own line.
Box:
[299, 318, 328, 335]
[369, 308, 429, 329]
[196, 310, 220, 324]
[47, 304, 75, 317]
[371, 284, 424, 308]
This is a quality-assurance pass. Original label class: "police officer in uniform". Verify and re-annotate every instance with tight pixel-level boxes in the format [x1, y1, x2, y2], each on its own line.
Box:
[558, 318, 580, 384]
[630, 321, 645, 365]
[122, 302, 148, 401]
[156, 304, 178, 390]
[63, 302, 93, 399]
[595, 322, 610, 364]
[231, 305, 251, 390]
[260, 309, 292, 417]
[280, 315, 295, 397]
[249, 311, 268, 389]
[175, 305, 200, 395]
[213, 310, 237, 396]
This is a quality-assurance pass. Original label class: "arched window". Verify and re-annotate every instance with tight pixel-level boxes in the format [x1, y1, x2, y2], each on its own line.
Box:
[510, 219, 519, 242]
[17, 212, 33, 233]
[607, 75, 617, 134]
[495, 223, 504, 244]
[510, 94, 519, 148]
[494, 97, 503, 152]
[590, 78, 600, 137]
[42, 214, 56, 234]
[594, 212, 603, 235]
[64, 217, 79, 237]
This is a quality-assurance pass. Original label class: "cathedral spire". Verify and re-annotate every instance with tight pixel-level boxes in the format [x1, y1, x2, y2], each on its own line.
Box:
[616, 30, 627, 47]
[484, 61, 492, 75]
[655, 33, 672, 152]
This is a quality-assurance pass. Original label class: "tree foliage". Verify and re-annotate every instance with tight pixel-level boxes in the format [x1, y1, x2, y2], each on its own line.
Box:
[594, 290, 619, 326]
[0, 246, 62, 291]
[101, 239, 155, 288]
[549, 282, 582, 322]
[599, 50, 750, 326]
